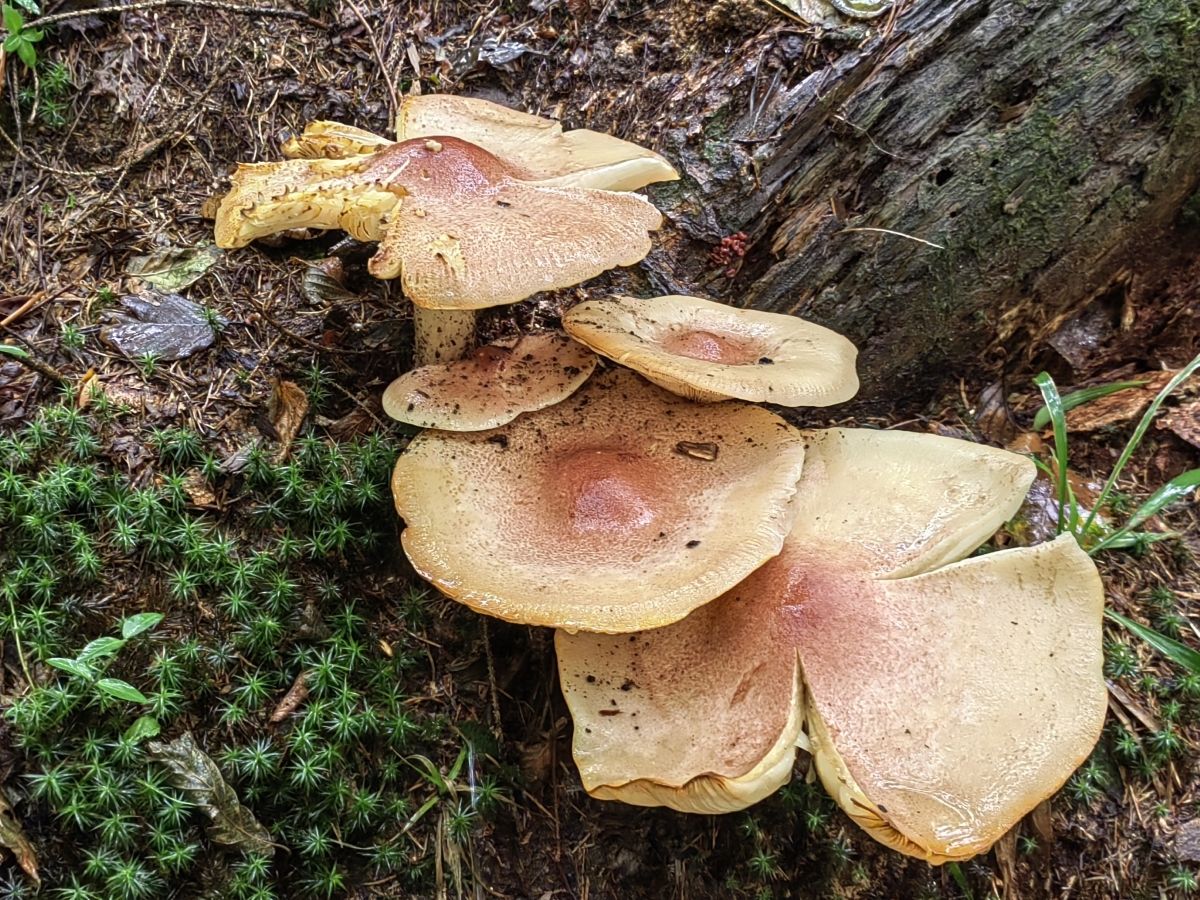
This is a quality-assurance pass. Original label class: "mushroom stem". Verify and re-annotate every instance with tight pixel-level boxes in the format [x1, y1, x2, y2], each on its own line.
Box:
[413, 307, 477, 366]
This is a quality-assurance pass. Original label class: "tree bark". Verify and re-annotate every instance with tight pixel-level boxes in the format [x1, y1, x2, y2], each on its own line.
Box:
[641, 0, 1200, 407]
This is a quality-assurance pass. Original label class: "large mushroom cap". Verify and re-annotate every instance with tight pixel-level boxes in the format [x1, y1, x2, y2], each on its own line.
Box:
[563, 294, 859, 405]
[382, 332, 598, 431]
[557, 429, 1105, 861]
[215, 137, 663, 309]
[799, 536, 1105, 863]
[391, 368, 807, 633]
[395, 94, 679, 190]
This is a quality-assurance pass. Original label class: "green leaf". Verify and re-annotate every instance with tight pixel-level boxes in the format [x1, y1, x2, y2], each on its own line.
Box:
[1108, 610, 1200, 674]
[95, 678, 149, 704]
[1032, 380, 1148, 430]
[21, 26, 38, 40]
[1124, 468, 1200, 531]
[15, 36, 34, 68]
[3, 5, 24, 35]
[11, 0, 39, 14]
[121, 611, 164, 640]
[124, 715, 161, 743]
[1033, 372, 1074, 535]
[125, 245, 222, 292]
[77, 636, 126, 662]
[148, 732, 275, 855]
[2, 33, 19, 51]
[46, 657, 95, 680]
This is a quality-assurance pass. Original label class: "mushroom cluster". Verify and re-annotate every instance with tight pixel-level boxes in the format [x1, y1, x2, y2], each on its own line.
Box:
[213, 95, 1106, 864]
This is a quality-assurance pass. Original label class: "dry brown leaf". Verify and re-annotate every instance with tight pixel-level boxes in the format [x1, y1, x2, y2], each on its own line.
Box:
[268, 379, 309, 460]
[0, 794, 39, 886]
[1064, 371, 1174, 432]
[182, 469, 218, 508]
[1157, 399, 1200, 449]
[1176, 818, 1200, 862]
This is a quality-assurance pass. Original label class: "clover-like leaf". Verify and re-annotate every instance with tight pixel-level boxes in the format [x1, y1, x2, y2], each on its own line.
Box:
[121, 611, 164, 640]
[46, 657, 95, 680]
[148, 732, 275, 855]
[76, 636, 126, 662]
[95, 678, 149, 704]
[124, 715, 161, 743]
[2, 5, 23, 34]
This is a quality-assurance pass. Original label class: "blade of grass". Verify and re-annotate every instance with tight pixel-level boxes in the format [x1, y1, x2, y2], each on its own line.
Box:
[1033, 372, 1074, 535]
[1091, 468, 1200, 554]
[1083, 353, 1200, 535]
[1107, 610, 1200, 674]
[1032, 380, 1148, 431]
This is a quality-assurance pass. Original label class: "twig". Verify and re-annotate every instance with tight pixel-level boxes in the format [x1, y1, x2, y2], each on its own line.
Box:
[0, 344, 69, 384]
[481, 618, 504, 742]
[344, 0, 400, 137]
[836, 226, 945, 250]
[27, 0, 324, 30]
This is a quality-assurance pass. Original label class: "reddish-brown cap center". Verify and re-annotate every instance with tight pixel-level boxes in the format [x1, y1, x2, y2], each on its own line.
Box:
[551, 449, 665, 536]
[660, 328, 763, 365]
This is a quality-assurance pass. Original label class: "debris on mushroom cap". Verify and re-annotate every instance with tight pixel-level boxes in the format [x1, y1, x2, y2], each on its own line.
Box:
[563, 294, 859, 405]
[391, 368, 807, 633]
[556, 429, 1104, 861]
[214, 136, 663, 310]
[281, 121, 394, 159]
[395, 94, 680, 191]
[382, 332, 598, 431]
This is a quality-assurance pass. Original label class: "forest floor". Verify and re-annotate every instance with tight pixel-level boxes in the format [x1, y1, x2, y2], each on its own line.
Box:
[1, 0, 1200, 898]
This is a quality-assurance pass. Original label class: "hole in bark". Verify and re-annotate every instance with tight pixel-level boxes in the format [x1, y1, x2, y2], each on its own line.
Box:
[934, 167, 954, 187]
[1133, 78, 1167, 124]
[1002, 78, 1037, 107]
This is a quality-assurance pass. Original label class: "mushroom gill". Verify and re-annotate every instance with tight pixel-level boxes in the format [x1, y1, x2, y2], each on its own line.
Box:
[390, 369, 807, 633]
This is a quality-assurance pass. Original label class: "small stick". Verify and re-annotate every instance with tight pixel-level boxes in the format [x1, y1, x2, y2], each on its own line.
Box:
[1, 345, 69, 384]
[836, 226, 946, 250]
[27, 0, 324, 30]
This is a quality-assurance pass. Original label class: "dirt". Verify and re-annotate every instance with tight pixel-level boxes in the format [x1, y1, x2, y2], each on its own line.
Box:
[2, 0, 1200, 898]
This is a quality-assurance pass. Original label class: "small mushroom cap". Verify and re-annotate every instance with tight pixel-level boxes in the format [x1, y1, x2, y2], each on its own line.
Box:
[800, 535, 1105, 863]
[215, 137, 663, 309]
[556, 429, 1103, 856]
[282, 121, 394, 159]
[391, 368, 807, 633]
[556, 601, 804, 814]
[396, 94, 679, 190]
[382, 332, 598, 431]
[562, 294, 859, 405]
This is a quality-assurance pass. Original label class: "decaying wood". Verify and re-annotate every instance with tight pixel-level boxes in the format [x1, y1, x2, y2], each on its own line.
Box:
[638, 0, 1200, 405]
